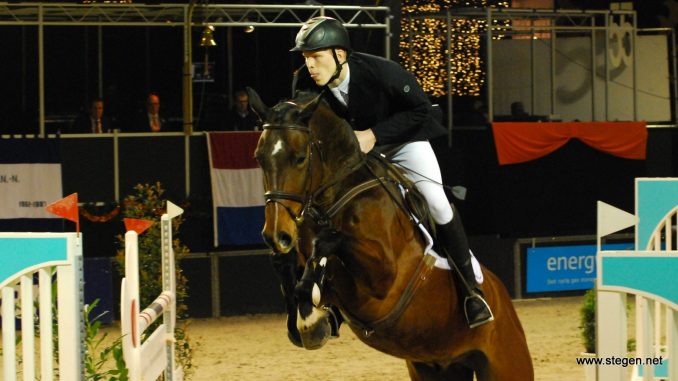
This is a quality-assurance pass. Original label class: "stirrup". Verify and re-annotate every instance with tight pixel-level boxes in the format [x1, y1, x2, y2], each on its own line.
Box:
[464, 293, 494, 329]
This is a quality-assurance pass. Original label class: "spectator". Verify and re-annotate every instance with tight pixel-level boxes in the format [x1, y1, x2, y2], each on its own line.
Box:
[70, 98, 113, 134]
[221, 90, 259, 131]
[129, 92, 168, 132]
[510, 101, 530, 120]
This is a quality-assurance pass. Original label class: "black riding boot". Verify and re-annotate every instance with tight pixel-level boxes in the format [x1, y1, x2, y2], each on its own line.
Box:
[437, 211, 494, 329]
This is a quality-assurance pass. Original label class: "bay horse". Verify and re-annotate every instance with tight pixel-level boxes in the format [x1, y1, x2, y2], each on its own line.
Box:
[250, 88, 533, 381]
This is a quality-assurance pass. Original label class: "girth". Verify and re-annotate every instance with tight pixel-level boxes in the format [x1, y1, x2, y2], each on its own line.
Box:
[339, 254, 437, 337]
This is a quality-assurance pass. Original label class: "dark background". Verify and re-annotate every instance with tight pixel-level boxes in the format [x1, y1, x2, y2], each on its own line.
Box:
[0, 0, 672, 134]
[1, 0, 676, 317]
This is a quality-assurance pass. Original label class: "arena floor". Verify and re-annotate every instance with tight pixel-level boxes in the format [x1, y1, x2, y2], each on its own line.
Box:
[0, 295, 599, 380]
[184, 296, 586, 380]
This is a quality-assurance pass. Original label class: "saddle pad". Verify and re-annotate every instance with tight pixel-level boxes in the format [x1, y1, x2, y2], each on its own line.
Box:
[415, 217, 484, 284]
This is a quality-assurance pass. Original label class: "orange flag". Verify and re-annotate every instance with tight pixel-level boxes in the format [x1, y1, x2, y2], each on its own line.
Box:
[45, 193, 80, 233]
[123, 218, 155, 235]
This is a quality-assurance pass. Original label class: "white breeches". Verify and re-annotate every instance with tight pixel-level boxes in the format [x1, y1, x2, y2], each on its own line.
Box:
[390, 141, 453, 225]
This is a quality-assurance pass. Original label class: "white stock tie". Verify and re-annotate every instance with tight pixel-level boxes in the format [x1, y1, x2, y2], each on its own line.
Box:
[340, 90, 349, 106]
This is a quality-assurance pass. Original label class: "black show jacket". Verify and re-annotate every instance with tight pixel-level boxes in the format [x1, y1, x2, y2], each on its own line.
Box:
[297, 52, 447, 146]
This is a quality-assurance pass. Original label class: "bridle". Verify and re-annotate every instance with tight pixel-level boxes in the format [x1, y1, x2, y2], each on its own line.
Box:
[261, 120, 319, 226]
[261, 111, 369, 228]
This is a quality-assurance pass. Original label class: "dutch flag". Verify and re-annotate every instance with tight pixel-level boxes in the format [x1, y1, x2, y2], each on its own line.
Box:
[206, 132, 265, 247]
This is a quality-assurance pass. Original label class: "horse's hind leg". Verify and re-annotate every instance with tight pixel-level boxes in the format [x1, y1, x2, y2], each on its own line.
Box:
[406, 360, 474, 381]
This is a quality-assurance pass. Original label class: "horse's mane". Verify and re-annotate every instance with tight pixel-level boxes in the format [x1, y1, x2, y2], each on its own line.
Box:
[268, 91, 362, 162]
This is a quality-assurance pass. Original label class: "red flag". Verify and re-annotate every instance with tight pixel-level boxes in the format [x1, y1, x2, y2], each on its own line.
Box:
[45, 193, 80, 233]
[123, 218, 155, 235]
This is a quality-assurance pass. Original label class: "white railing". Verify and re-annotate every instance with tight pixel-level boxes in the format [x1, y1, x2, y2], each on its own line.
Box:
[120, 202, 184, 381]
[0, 232, 85, 381]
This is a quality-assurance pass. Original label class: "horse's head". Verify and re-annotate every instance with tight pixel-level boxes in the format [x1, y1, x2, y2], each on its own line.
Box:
[250, 88, 361, 254]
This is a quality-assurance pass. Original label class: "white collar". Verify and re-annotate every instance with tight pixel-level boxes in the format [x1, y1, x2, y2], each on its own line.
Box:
[329, 65, 350, 106]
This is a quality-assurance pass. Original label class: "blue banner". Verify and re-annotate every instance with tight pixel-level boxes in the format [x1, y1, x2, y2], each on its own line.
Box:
[526, 242, 633, 293]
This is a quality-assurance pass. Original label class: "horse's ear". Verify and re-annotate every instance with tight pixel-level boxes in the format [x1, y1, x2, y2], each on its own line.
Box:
[246, 87, 269, 122]
[298, 92, 323, 122]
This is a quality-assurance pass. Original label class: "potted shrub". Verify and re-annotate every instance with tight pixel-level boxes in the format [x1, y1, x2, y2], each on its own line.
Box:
[579, 289, 597, 380]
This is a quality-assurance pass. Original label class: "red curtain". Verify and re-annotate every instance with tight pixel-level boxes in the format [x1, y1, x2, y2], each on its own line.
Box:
[491, 121, 647, 165]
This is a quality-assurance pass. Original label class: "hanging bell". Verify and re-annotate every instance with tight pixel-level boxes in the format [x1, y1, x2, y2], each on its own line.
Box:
[200, 25, 217, 47]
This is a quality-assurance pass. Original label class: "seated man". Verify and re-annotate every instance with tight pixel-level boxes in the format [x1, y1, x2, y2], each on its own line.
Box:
[221, 90, 260, 131]
[70, 98, 113, 134]
[128, 93, 171, 132]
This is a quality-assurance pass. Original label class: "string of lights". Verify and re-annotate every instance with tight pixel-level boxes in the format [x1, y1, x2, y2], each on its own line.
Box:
[400, 0, 508, 97]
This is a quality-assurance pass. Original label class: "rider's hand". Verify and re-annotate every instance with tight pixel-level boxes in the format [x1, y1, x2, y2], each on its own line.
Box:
[354, 129, 376, 153]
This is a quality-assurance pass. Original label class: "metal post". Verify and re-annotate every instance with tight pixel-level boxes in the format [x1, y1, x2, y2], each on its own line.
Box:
[227, 27, 233, 110]
[183, 3, 196, 134]
[185, 135, 190, 197]
[98, 24, 103, 98]
[550, 20, 556, 117]
[632, 13, 638, 121]
[530, 25, 535, 114]
[513, 240, 522, 299]
[591, 16, 596, 121]
[113, 130, 120, 201]
[211, 254, 220, 317]
[21, 26, 27, 112]
[487, 8, 494, 122]
[672, 28, 678, 124]
[384, 12, 391, 60]
[408, 15, 414, 69]
[446, 9, 453, 148]
[38, 5, 45, 137]
[605, 14, 610, 120]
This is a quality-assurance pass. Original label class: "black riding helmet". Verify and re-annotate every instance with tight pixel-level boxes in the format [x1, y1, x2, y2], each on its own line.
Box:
[290, 17, 351, 89]
[290, 16, 351, 52]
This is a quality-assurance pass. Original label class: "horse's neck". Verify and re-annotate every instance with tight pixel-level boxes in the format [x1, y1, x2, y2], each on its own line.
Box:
[310, 110, 364, 200]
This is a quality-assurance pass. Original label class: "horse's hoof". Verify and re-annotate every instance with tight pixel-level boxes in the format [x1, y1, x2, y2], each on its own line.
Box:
[287, 329, 303, 348]
[299, 315, 332, 350]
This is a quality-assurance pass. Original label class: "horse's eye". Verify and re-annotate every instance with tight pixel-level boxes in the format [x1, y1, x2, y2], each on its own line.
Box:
[295, 155, 307, 166]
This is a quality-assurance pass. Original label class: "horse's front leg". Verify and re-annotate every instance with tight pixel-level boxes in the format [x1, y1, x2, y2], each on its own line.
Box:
[270, 249, 303, 347]
[294, 228, 344, 350]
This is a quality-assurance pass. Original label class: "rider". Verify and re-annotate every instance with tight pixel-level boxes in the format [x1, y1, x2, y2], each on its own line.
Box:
[290, 16, 493, 329]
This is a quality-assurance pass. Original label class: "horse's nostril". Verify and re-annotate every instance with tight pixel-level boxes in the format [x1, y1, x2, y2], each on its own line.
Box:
[262, 231, 275, 248]
[277, 231, 293, 248]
